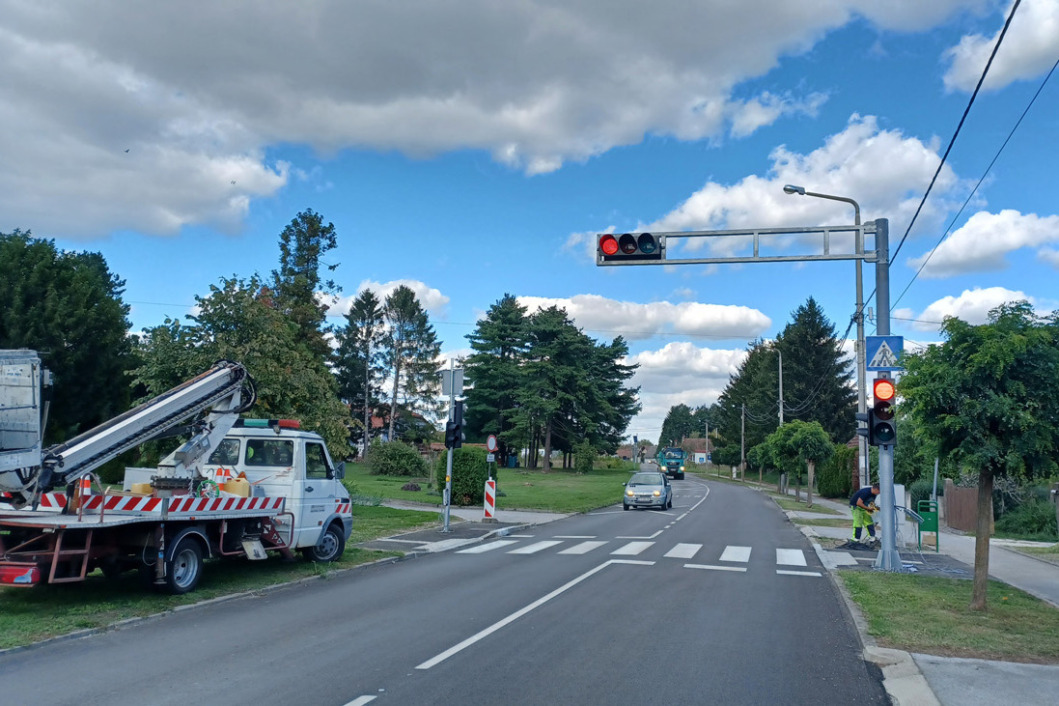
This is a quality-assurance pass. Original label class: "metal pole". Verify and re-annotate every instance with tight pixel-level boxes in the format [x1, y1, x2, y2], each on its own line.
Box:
[740, 404, 746, 481]
[442, 359, 455, 533]
[871, 219, 902, 571]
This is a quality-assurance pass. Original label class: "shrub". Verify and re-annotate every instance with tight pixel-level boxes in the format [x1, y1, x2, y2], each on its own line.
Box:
[574, 442, 596, 474]
[995, 498, 1059, 541]
[366, 440, 427, 477]
[434, 446, 489, 506]
[817, 444, 855, 499]
[908, 479, 938, 511]
[596, 456, 635, 471]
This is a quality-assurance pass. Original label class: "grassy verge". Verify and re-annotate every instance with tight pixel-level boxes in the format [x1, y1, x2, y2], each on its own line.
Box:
[1009, 543, 1059, 567]
[840, 571, 1059, 663]
[768, 495, 842, 515]
[344, 462, 633, 514]
[791, 517, 853, 528]
[0, 505, 437, 651]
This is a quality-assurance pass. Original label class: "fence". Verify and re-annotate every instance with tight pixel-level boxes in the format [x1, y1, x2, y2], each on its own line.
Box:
[944, 478, 994, 533]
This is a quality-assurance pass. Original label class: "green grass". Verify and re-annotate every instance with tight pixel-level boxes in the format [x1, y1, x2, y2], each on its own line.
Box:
[791, 517, 853, 528]
[0, 505, 438, 651]
[1012, 543, 1059, 566]
[840, 572, 1059, 663]
[345, 461, 634, 514]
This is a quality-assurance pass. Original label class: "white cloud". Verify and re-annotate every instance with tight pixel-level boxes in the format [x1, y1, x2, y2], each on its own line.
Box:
[0, 1, 981, 240]
[1039, 248, 1059, 267]
[907, 210, 1059, 278]
[516, 294, 771, 341]
[899, 286, 1035, 331]
[943, 0, 1059, 92]
[641, 115, 962, 258]
[625, 342, 747, 440]
[326, 279, 450, 317]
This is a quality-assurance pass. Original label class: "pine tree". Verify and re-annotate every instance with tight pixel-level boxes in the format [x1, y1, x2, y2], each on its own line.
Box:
[334, 290, 386, 455]
[381, 286, 442, 441]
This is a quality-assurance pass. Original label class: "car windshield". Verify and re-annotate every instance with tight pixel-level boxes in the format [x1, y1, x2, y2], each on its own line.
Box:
[629, 473, 661, 486]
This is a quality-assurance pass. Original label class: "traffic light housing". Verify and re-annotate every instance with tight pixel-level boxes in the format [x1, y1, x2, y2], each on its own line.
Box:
[870, 378, 897, 446]
[597, 232, 664, 264]
[445, 400, 464, 450]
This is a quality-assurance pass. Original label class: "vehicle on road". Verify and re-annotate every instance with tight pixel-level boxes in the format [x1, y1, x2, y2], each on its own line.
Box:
[623, 471, 672, 511]
[656, 447, 686, 480]
[0, 351, 352, 594]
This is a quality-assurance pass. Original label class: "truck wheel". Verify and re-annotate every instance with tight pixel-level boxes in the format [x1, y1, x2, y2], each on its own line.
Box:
[303, 523, 345, 563]
[164, 537, 204, 594]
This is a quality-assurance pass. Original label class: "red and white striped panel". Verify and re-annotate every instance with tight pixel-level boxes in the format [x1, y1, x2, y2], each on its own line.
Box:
[37, 493, 68, 510]
[334, 499, 351, 515]
[165, 496, 285, 514]
[484, 479, 496, 520]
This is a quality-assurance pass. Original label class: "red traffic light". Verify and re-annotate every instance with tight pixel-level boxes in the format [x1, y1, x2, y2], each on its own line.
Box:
[873, 379, 895, 402]
[597, 232, 663, 263]
[599, 234, 619, 256]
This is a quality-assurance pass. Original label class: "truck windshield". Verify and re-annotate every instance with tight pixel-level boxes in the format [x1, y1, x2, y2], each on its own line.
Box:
[664, 451, 681, 459]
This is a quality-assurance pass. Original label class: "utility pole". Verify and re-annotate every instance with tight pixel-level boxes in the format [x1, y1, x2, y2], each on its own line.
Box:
[740, 403, 746, 481]
[872, 220, 902, 572]
[777, 350, 784, 426]
[442, 359, 455, 533]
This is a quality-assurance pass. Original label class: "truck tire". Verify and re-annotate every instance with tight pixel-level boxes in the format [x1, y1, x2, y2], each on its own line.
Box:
[164, 537, 204, 594]
[303, 523, 345, 563]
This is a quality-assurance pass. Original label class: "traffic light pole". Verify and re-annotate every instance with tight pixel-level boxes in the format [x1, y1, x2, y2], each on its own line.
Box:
[872, 219, 903, 571]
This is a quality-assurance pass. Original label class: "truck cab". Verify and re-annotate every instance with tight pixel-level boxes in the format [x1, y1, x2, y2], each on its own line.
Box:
[658, 447, 686, 480]
[200, 419, 352, 558]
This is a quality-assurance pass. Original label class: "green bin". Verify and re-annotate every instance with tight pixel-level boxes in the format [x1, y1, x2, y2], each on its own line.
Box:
[917, 499, 939, 552]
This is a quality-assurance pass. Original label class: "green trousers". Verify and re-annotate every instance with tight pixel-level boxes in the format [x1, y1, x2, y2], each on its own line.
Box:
[852, 506, 876, 540]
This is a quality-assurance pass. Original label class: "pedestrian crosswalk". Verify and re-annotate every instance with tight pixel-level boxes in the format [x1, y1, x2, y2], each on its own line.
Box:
[456, 538, 821, 576]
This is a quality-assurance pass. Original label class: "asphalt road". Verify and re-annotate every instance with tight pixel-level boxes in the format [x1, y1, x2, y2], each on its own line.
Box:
[0, 476, 887, 706]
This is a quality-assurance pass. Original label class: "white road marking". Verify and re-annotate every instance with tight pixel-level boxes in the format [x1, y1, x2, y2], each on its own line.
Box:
[456, 540, 518, 554]
[509, 540, 563, 555]
[720, 545, 752, 563]
[664, 543, 701, 559]
[611, 541, 654, 556]
[558, 541, 608, 555]
[685, 564, 747, 573]
[344, 697, 376, 706]
[776, 569, 822, 577]
[416, 560, 653, 670]
[554, 535, 596, 539]
[506, 534, 535, 538]
[617, 530, 664, 539]
[776, 548, 807, 566]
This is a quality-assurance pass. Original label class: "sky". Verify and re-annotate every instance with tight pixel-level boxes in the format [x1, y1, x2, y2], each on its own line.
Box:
[3, 1, 1058, 444]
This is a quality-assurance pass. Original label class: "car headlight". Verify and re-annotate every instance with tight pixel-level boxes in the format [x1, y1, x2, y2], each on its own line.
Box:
[626, 489, 634, 497]
[653, 490, 661, 496]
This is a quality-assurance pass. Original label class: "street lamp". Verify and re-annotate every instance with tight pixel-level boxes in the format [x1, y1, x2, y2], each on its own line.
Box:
[783, 184, 868, 488]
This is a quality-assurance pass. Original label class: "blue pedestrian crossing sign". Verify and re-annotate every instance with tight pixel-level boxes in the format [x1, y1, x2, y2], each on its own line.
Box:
[866, 336, 904, 371]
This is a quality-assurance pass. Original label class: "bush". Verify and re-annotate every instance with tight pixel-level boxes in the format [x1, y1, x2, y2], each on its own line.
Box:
[995, 498, 1059, 541]
[817, 444, 855, 499]
[574, 442, 595, 474]
[908, 479, 939, 511]
[434, 446, 489, 506]
[596, 456, 635, 471]
[366, 440, 427, 477]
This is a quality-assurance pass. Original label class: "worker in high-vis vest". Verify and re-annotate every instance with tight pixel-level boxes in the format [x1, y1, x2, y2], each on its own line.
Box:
[849, 482, 880, 543]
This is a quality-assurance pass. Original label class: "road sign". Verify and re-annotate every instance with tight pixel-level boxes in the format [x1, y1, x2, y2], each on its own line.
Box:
[866, 336, 904, 371]
[486, 435, 498, 452]
[487, 453, 495, 463]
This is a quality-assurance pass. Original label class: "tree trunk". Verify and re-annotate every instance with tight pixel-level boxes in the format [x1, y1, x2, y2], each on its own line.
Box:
[970, 468, 994, 611]
[807, 461, 815, 509]
[388, 358, 402, 442]
[543, 419, 553, 472]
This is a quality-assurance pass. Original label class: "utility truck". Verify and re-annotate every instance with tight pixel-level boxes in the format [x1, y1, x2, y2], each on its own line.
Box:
[0, 350, 352, 594]
[656, 447, 686, 480]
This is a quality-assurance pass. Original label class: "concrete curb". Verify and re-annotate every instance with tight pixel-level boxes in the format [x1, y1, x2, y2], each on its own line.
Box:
[800, 517, 942, 706]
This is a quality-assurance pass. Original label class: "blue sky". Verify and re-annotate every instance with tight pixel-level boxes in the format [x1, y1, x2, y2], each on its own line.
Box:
[3, 1, 1058, 442]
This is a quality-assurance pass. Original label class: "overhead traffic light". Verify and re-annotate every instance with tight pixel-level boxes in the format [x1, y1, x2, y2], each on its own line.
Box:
[870, 378, 897, 446]
[597, 232, 664, 264]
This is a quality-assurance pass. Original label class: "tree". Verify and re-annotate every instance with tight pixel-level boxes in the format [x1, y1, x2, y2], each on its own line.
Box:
[381, 286, 442, 441]
[787, 420, 833, 508]
[901, 302, 1059, 610]
[0, 230, 133, 442]
[134, 275, 352, 459]
[715, 340, 779, 452]
[464, 294, 530, 466]
[270, 209, 340, 361]
[334, 290, 386, 454]
[659, 404, 696, 446]
[774, 298, 857, 443]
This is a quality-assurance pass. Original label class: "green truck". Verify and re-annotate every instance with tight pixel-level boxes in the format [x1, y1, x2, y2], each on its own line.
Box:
[656, 447, 685, 480]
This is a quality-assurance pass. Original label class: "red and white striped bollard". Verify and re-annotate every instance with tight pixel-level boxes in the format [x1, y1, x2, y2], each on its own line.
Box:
[484, 478, 496, 521]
